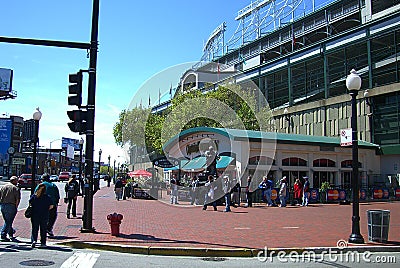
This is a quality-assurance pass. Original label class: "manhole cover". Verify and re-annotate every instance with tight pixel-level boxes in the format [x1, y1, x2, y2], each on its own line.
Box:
[19, 260, 55, 266]
[201, 257, 227, 262]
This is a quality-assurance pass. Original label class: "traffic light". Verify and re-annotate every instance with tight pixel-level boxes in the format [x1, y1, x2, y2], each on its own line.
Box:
[67, 109, 87, 133]
[68, 71, 83, 107]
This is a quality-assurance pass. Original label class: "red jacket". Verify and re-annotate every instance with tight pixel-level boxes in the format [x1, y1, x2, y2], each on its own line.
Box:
[294, 182, 303, 198]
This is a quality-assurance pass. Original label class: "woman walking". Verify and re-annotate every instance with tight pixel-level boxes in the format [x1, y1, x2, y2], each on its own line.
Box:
[29, 183, 53, 248]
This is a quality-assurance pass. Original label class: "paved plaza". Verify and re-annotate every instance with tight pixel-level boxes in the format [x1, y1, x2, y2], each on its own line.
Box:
[2, 185, 400, 256]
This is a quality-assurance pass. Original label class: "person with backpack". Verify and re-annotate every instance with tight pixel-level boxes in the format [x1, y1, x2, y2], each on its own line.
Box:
[65, 175, 79, 218]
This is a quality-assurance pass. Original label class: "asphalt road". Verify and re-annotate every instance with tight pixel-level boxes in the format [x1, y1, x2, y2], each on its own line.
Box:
[0, 179, 108, 212]
[0, 239, 398, 268]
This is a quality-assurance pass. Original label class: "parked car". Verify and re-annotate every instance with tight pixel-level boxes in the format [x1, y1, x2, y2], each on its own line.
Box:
[59, 172, 72, 181]
[17, 174, 41, 190]
[49, 175, 59, 182]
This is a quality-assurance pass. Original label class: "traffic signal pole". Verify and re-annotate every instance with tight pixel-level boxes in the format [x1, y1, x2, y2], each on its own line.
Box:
[81, 0, 100, 233]
[0, 0, 100, 233]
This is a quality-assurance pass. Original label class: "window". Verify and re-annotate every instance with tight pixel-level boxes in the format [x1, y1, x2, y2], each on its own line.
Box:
[282, 157, 307, 166]
[313, 158, 336, 167]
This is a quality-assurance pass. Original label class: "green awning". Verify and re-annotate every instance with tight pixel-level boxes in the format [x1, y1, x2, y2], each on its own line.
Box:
[181, 157, 206, 171]
[216, 156, 234, 168]
[181, 156, 234, 171]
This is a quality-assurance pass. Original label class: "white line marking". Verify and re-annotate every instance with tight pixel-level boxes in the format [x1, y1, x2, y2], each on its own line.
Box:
[60, 252, 100, 268]
[234, 227, 251, 230]
[282, 226, 300, 229]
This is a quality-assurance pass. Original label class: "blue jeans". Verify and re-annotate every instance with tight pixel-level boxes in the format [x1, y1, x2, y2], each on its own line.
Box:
[302, 191, 309, 206]
[279, 195, 286, 207]
[0, 203, 17, 238]
[224, 193, 231, 211]
[265, 188, 272, 206]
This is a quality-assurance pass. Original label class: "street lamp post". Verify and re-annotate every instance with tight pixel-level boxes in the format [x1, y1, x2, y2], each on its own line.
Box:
[107, 155, 110, 187]
[31, 107, 42, 195]
[346, 69, 364, 244]
[78, 138, 84, 195]
[98, 149, 102, 174]
[113, 159, 116, 183]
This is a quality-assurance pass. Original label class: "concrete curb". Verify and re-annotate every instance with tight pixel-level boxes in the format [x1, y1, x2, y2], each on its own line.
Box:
[59, 241, 400, 257]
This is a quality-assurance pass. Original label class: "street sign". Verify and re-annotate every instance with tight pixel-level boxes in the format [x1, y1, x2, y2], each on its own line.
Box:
[12, 157, 25, 165]
[340, 128, 352, 146]
[153, 156, 179, 168]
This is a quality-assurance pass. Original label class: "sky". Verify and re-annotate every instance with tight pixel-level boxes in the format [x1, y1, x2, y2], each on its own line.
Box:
[0, 0, 246, 165]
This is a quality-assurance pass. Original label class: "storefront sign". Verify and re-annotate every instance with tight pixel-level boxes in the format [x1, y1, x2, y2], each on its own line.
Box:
[12, 157, 25, 165]
[309, 189, 319, 203]
[372, 188, 390, 199]
[271, 188, 278, 200]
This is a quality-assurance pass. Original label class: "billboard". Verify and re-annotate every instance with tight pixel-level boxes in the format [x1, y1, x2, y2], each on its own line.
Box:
[0, 119, 12, 165]
[61, 137, 81, 150]
[0, 68, 13, 96]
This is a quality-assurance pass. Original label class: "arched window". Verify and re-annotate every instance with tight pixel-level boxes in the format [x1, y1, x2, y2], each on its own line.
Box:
[313, 158, 335, 167]
[341, 160, 362, 168]
[282, 157, 307, 166]
[248, 156, 275, 165]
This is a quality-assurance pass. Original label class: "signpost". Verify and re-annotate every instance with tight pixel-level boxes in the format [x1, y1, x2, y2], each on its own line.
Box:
[340, 128, 352, 146]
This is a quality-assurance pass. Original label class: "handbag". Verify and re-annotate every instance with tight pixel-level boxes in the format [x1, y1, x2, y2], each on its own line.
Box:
[24, 205, 33, 218]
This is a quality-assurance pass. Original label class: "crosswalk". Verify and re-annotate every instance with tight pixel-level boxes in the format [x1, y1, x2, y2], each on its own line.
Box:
[60, 252, 100, 268]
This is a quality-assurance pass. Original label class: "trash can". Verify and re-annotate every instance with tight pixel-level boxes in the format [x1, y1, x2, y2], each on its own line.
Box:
[367, 210, 390, 243]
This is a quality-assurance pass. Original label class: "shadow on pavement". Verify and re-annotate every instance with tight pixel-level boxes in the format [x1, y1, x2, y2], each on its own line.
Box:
[116, 233, 244, 249]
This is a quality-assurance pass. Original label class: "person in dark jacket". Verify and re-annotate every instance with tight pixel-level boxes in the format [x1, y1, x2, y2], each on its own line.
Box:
[65, 175, 80, 218]
[35, 173, 59, 237]
[29, 183, 53, 248]
[114, 177, 123, 201]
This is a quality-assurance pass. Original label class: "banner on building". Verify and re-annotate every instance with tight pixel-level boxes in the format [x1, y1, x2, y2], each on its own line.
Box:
[61, 137, 81, 150]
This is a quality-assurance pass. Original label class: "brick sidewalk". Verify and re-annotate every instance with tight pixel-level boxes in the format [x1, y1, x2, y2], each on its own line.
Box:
[3, 185, 400, 251]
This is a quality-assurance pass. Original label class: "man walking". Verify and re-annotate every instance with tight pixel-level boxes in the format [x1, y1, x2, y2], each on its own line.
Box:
[0, 176, 20, 241]
[36, 174, 60, 237]
[65, 175, 80, 218]
[301, 176, 310, 207]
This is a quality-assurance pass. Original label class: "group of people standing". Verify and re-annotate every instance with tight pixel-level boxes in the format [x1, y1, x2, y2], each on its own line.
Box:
[0, 173, 82, 248]
[258, 175, 310, 207]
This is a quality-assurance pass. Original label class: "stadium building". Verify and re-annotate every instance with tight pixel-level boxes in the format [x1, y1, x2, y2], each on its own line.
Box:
[142, 0, 400, 194]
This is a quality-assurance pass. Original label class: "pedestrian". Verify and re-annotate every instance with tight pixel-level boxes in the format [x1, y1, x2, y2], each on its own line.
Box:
[301, 176, 310, 207]
[293, 178, 303, 205]
[107, 175, 111, 187]
[0, 176, 20, 241]
[203, 175, 217, 211]
[36, 173, 60, 237]
[190, 176, 199, 205]
[279, 176, 287, 207]
[64, 175, 79, 218]
[114, 177, 123, 201]
[244, 175, 253, 207]
[259, 176, 273, 206]
[29, 183, 53, 248]
[222, 175, 232, 212]
[170, 176, 179, 204]
[230, 178, 240, 207]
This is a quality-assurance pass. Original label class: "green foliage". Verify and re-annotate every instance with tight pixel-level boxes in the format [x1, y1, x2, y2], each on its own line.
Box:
[320, 181, 331, 192]
[113, 82, 273, 155]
